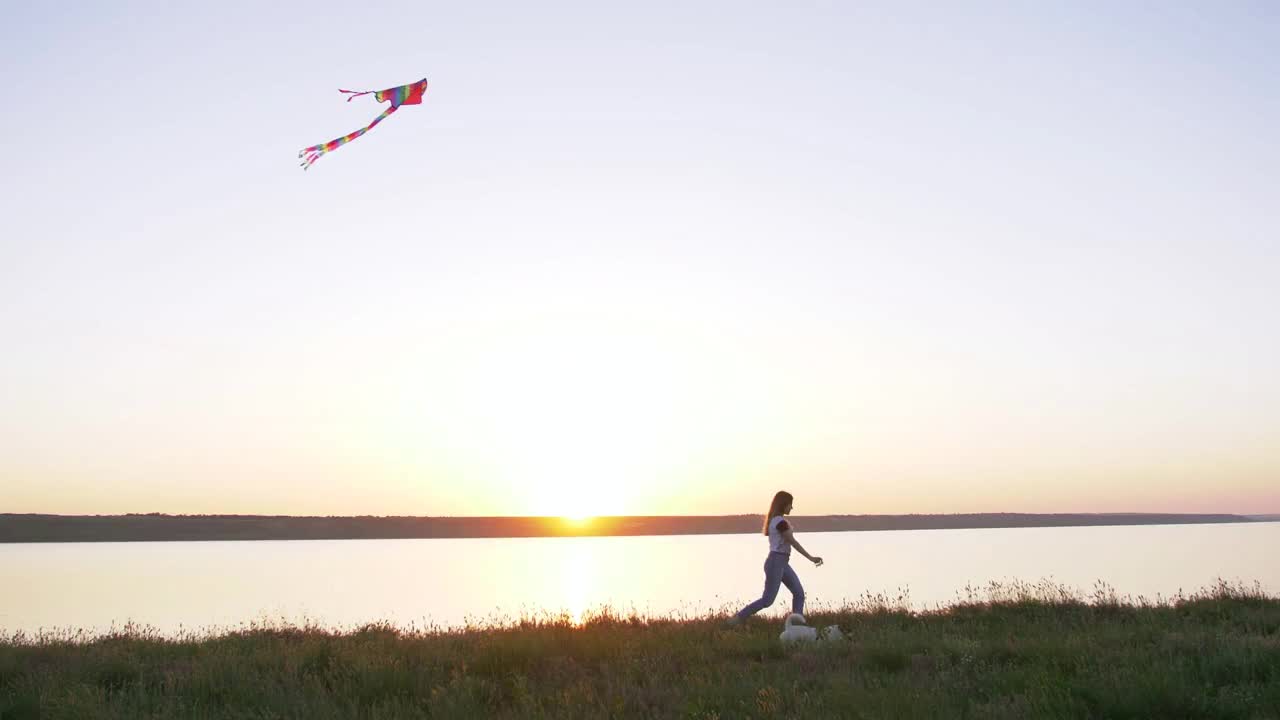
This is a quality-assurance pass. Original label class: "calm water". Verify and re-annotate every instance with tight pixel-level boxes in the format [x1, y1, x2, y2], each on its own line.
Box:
[2, 522, 1276, 636]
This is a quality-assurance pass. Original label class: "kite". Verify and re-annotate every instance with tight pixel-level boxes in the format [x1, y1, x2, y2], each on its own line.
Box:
[298, 78, 429, 170]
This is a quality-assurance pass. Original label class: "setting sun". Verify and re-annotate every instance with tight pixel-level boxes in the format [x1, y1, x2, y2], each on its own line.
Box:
[382, 309, 785, 518]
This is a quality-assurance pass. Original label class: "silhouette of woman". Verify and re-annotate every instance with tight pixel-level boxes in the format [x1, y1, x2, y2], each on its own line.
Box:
[727, 490, 823, 625]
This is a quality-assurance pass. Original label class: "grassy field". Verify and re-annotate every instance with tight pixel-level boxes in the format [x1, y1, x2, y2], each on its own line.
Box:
[2, 580, 1278, 719]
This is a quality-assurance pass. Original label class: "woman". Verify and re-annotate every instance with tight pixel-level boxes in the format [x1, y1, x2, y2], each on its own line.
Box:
[727, 490, 823, 625]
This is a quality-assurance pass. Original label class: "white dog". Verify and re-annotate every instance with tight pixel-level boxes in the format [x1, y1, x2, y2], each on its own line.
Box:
[779, 613, 844, 645]
[779, 613, 818, 644]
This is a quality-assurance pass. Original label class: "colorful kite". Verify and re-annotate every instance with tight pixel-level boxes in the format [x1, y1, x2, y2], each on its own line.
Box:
[298, 78, 429, 170]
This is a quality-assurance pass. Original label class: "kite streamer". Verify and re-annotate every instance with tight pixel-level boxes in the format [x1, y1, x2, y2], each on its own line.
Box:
[298, 78, 428, 170]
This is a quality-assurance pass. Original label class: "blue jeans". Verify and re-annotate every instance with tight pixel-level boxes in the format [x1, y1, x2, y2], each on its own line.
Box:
[736, 551, 804, 618]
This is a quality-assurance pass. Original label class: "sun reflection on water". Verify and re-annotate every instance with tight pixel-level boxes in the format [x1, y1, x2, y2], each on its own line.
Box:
[560, 539, 597, 625]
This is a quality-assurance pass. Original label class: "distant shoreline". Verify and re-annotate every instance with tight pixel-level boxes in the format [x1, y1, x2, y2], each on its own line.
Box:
[0, 512, 1262, 543]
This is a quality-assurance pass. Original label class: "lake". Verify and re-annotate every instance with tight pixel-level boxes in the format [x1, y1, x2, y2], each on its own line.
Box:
[2, 522, 1276, 636]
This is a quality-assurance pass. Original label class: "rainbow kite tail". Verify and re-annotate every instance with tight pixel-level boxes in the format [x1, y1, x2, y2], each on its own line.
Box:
[297, 106, 399, 170]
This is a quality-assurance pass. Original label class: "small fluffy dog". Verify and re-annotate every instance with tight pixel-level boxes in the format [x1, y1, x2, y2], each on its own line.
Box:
[779, 613, 818, 644]
[779, 613, 844, 645]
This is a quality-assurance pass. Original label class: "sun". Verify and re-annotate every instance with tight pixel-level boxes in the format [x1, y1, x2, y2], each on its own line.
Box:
[561, 514, 594, 528]
[395, 315, 769, 518]
[454, 331, 699, 518]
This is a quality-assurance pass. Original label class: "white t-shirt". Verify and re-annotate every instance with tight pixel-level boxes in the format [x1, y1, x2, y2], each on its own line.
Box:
[767, 515, 792, 554]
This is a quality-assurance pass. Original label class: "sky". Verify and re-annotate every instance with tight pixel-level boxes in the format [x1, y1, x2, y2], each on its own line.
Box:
[1, 1, 1277, 518]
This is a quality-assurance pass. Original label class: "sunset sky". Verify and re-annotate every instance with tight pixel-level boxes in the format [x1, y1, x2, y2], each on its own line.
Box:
[2, 2, 1277, 518]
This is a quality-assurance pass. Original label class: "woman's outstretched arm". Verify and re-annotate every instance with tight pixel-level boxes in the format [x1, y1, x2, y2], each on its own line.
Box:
[782, 527, 824, 566]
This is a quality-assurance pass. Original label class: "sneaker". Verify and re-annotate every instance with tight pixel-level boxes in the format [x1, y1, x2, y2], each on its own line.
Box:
[723, 616, 743, 628]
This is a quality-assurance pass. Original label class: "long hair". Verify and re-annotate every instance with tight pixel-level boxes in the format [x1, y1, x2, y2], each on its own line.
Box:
[762, 490, 794, 534]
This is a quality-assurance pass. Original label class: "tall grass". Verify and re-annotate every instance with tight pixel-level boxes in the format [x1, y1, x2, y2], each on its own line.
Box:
[2, 580, 1277, 719]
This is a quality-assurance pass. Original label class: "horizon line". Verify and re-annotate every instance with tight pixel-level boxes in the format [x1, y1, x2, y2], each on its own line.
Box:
[4, 510, 1274, 519]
